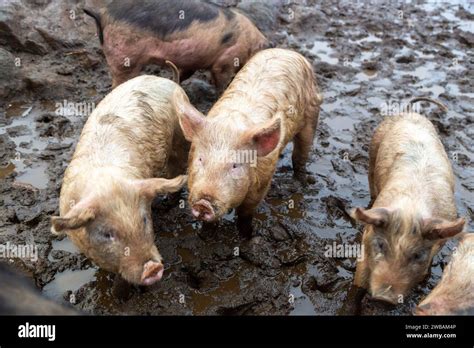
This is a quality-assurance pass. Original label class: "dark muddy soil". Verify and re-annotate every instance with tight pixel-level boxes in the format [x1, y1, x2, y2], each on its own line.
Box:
[0, 0, 472, 315]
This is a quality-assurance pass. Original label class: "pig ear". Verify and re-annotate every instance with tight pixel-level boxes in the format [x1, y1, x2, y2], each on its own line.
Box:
[422, 217, 465, 240]
[137, 175, 188, 200]
[51, 198, 98, 235]
[172, 91, 205, 142]
[243, 117, 282, 157]
[350, 207, 391, 227]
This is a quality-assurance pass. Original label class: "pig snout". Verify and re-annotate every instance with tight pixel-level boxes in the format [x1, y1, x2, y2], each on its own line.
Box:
[141, 260, 164, 286]
[191, 199, 216, 222]
[370, 284, 399, 305]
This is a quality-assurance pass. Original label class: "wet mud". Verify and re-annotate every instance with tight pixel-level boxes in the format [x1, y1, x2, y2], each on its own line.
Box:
[0, 0, 472, 315]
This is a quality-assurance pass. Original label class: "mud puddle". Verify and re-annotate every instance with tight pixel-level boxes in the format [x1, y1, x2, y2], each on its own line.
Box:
[1, 101, 76, 189]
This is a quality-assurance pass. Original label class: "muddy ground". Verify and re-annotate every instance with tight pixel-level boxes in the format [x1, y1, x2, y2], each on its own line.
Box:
[0, 0, 472, 315]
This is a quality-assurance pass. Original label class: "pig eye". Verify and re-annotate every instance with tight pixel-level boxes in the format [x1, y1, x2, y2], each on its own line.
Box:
[372, 237, 386, 254]
[103, 231, 114, 240]
[143, 216, 148, 226]
[232, 163, 240, 169]
[99, 229, 115, 242]
[411, 250, 428, 262]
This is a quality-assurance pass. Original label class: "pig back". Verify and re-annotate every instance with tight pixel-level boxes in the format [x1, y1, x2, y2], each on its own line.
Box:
[373, 113, 456, 218]
[78, 75, 184, 175]
[60, 76, 187, 210]
[208, 48, 321, 145]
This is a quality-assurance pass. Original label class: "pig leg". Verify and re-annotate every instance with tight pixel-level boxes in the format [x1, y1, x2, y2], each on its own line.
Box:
[292, 111, 317, 183]
[236, 178, 273, 237]
[353, 233, 371, 290]
[236, 195, 264, 238]
[236, 204, 255, 239]
[106, 53, 142, 88]
[339, 283, 367, 315]
[211, 44, 246, 93]
[340, 236, 370, 314]
[110, 65, 142, 89]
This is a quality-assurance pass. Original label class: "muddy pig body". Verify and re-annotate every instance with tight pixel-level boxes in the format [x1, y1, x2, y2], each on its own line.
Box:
[84, 0, 269, 89]
[173, 48, 322, 227]
[51, 75, 189, 285]
[415, 233, 474, 315]
[351, 112, 465, 305]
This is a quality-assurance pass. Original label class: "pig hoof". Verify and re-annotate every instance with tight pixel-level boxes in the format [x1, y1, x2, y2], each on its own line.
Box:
[337, 302, 361, 315]
[306, 174, 316, 185]
[293, 171, 315, 185]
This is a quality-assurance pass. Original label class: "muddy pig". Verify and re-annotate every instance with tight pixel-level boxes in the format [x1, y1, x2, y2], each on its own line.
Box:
[51, 75, 189, 286]
[0, 262, 78, 315]
[349, 106, 465, 306]
[415, 233, 474, 315]
[172, 48, 322, 229]
[84, 0, 269, 89]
